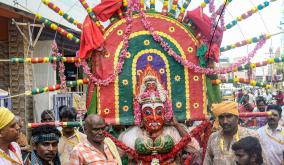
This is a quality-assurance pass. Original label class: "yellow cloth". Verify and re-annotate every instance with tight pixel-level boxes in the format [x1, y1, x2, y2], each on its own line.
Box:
[212, 101, 239, 117]
[104, 137, 122, 165]
[212, 101, 239, 129]
[0, 107, 15, 129]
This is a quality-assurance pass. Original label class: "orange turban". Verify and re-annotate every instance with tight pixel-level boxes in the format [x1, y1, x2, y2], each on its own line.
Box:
[212, 101, 239, 117]
[212, 101, 239, 129]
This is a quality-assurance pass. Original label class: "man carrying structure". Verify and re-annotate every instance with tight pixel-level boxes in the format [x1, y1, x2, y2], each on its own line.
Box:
[70, 114, 121, 165]
[31, 125, 61, 165]
[203, 101, 267, 165]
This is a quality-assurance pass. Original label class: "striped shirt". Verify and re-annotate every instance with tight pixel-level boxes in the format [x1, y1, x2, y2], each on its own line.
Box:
[69, 139, 118, 165]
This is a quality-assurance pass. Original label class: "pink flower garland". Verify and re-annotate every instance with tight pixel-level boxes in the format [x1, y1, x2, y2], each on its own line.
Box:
[138, 5, 266, 75]
[78, 0, 266, 86]
[77, 1, 139, 86]
[52, 41, 66, 93]
[133, 98, 141, 125]
[165, 97, 173, 121]
[215, 2, 227, 31]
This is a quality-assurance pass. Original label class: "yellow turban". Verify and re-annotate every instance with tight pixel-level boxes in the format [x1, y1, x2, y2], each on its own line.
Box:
[212, 101, 239, 129]
[0, 107, 15, 129]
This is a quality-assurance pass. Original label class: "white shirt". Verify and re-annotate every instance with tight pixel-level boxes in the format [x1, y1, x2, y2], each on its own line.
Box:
[257, 124, 284, 165]
[0, 142, 23, 165]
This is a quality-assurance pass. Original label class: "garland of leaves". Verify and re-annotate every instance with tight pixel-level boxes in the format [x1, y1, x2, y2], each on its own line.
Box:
[104, 120, 212, 163]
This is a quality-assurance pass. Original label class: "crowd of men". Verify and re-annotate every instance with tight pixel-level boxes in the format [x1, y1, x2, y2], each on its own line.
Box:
[0, 92, 283, 165]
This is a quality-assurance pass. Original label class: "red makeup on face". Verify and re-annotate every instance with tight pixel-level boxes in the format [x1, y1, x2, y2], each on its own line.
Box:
[146, 81, 157, 92]
[142, 103, 165, 133]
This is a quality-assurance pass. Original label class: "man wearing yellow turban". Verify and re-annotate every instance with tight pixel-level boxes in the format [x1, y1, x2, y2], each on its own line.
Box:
[203, 101, 268, 165]
[0, 107, 23, 165]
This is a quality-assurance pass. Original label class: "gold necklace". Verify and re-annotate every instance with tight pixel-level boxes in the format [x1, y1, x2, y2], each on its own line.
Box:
[220, 129, 240, 153]
[265, 125, 284, 145]
[62, 130, 81, 145]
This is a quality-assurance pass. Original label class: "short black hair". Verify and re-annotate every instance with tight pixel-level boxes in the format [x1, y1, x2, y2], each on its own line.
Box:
[232, 136, 263, 164]
[256, 96, 266, 105]
[31, 125, 61, 139]
[267, 104, 282, 116]
[59, 106, 77, 121]
[41, 110, 54, 120]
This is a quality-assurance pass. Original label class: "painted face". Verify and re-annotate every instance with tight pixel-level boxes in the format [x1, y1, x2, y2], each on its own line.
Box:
[142, 103, 165, 133]
[146, 81, 157, 92]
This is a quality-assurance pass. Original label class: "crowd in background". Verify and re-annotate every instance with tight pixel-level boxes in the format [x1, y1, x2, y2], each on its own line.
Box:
[0, 90, 283, 165]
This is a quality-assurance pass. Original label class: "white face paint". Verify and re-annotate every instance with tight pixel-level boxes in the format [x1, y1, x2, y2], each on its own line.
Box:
[142, 103, 164, 110]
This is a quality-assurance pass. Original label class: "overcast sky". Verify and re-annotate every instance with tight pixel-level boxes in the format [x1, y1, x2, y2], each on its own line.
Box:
[1, 0, 283, 63]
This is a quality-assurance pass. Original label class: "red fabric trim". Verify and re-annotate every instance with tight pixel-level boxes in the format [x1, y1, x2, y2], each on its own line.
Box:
[93, 0, 122, 22]
[8, 143, 16, 153]
[104, 120, 212, 163]
[79, 16, 104, 59]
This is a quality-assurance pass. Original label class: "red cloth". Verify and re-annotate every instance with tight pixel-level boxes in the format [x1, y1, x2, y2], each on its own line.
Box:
[276, 93, 284, 105]
[79, 16, 104, 59]
[93, 0, 122, 22]
[239, 103, 255, 126]
[185, 7, 223, 62]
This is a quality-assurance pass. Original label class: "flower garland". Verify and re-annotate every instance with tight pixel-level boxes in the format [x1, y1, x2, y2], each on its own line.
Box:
[78, 0, 138, 86]
[138, 4, 266, 75]
[52, 41, 67, 93]
[104, 120, 212, 163]
[79, 0, 265, 85]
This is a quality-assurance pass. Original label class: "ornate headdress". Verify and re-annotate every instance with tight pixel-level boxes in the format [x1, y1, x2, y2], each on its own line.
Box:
[134, 64, 173, 125]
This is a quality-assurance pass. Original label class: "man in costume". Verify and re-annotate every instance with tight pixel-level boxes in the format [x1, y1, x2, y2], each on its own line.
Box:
[232, 136, 263, 165]
[119, 65, 200, 164]
[203, 101, 268, 165]
[31, 125, 61, 165]
[58, 106, 87, 165]
[70, 114, 121, 165]
[257, 104, 284, 165]
[0, 107, 23, 165]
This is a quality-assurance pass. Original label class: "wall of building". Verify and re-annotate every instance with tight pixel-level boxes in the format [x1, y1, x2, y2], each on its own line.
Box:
[8, 18, 33, 129]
